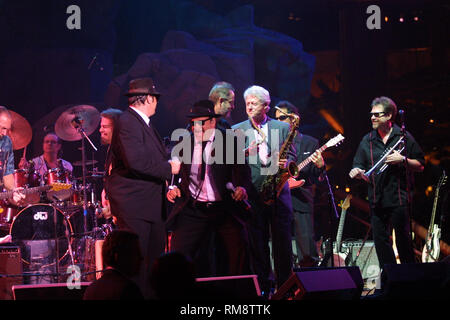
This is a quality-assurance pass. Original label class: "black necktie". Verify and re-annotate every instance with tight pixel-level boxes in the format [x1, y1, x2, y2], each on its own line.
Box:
[200, 141, 208, 181]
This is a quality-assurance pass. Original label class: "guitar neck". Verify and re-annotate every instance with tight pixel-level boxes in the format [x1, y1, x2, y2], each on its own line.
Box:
[297, 144, 328, 172]
[428, 189, 440, 234]
[335, 208, 347, 251]
[0, 185, 50, 201]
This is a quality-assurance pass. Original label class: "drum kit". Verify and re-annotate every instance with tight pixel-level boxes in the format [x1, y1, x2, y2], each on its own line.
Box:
[1, 105, 110, 284]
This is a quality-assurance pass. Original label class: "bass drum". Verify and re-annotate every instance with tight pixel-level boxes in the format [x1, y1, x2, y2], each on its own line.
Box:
[9, 204, 73, 267]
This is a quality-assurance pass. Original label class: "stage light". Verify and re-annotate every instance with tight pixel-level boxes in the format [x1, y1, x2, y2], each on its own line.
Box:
[414, 16, 419, 21]
[345, 187, 350, 193]
[399, 17, 404, 23]
[429, 119, 434, 124]
[385, 16, 389, 22]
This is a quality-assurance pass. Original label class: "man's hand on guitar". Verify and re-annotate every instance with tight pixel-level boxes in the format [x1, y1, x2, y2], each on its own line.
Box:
[311, 150, 325, 169]
[12, 188, 26, 206]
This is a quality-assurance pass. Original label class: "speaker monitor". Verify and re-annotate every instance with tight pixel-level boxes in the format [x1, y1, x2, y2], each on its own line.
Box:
[272, 267, 363, 300]
[12, 282, 92, 300]
[327, 240, 380, 289]
[381, 262, 450, 300]
[195, 274, 261, 299]
[0, 246, 23, 300]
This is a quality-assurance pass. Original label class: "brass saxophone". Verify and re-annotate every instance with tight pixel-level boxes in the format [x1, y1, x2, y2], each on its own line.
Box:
[260, 109, 300, 205]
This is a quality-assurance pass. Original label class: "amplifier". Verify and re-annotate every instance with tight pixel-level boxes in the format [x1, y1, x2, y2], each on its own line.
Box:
[0, 246, 23, 300]
[336, 240, 380, 289]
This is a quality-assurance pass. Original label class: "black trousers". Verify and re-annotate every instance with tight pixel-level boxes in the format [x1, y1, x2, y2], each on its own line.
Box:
[292, 210, 320, 266]
[115, 215, 166, 299]
[247, 200, 293, 294]
[371, 205, 416, 268]
[170, 200, 250, 276]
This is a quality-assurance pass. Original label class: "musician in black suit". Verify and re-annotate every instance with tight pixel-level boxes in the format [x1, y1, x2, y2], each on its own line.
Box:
[105, 78, 181, 298]
[166, 100, 251, 276]
[232, 86, 296, 296]
[274, 101, 325, 268]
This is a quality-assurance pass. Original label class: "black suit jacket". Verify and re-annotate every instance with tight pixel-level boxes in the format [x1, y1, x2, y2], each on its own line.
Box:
[105, 107, 172, 222]
[166, 128, 252, 229]
[290, 132, 323, 213]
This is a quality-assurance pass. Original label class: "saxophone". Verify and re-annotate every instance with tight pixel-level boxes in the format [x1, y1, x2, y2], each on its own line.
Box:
[260, 109, 300, 205]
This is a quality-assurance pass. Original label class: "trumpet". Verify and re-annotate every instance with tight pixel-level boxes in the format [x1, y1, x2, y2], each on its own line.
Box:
[364, 136, 405, 177]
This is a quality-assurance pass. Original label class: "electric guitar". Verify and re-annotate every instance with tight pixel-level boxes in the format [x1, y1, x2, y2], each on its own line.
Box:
[320, 194, 351, 267]
[422, 171, 447, 262]
[0, 182, 72, 201]
[288, 134, 345, 189]
[333, 194, 352, 267]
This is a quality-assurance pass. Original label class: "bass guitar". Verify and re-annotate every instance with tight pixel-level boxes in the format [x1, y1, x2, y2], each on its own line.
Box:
[422, 171, 447, 262]
[288, 134, 345, 189]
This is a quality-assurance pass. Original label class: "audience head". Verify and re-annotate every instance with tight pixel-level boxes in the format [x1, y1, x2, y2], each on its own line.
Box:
[102, 229, 143, 277]
[150, 251, 196, 300]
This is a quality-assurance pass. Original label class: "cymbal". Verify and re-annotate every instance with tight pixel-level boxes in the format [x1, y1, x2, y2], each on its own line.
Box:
[73, 159, 98, 166]
[55, 105, 100, 141]
[8, 110, 32, 150]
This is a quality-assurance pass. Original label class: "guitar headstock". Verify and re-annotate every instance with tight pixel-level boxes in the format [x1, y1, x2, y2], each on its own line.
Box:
[342, 194, 352, 210]
[51, 183, 73, 192]
[437, 171, 447, 190]
[326, 134, 345, 148]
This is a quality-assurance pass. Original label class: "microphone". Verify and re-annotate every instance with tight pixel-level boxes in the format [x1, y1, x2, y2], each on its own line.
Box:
[399, 109, 405, 122]
[226, 182, 252, 211]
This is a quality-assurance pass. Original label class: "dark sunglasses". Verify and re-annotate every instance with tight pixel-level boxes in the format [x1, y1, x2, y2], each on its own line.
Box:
[276, 115, 289, 121]
[370, 112, 386, 118]
[190, 118, 212, 125]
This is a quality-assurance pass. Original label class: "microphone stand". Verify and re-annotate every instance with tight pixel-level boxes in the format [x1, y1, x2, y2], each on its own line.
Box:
[72, 119, 98, 279]
[52, 198, 60, 283]
[318, 171, 339, 268]
[399, 110, 415, 259]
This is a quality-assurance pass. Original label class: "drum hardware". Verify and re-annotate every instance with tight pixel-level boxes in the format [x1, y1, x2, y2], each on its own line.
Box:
[73, 160, 98, 167]
[55, 105, 100, 279]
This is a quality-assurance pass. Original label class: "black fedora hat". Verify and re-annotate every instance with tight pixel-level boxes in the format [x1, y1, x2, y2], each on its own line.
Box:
[124, 77, 161, 97]
[186, 100, 221, 118]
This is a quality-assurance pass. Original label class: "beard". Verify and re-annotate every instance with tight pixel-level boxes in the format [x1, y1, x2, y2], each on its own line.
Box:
[100, 136, 110, 145]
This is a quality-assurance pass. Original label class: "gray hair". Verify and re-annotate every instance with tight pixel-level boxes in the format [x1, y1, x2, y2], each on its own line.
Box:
[0, 106, 12, 118]
[243, 85, 271, 106]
